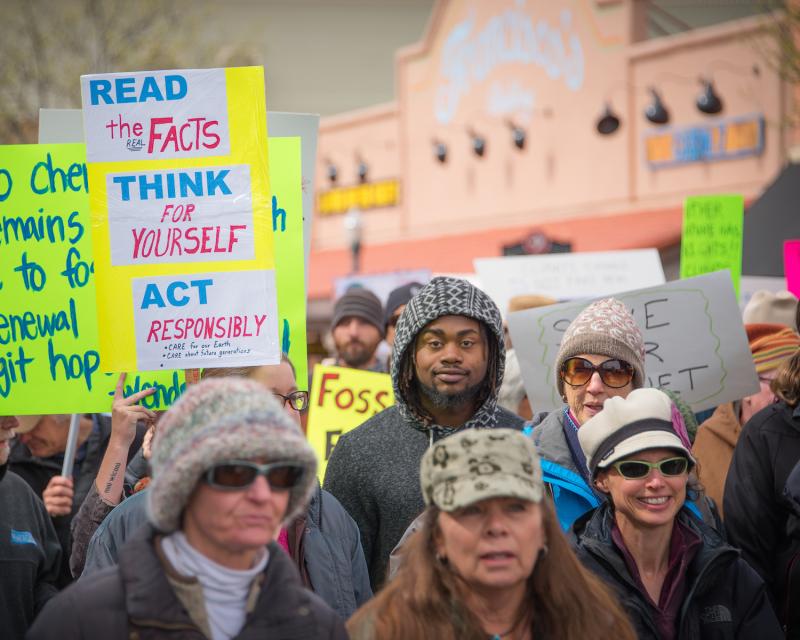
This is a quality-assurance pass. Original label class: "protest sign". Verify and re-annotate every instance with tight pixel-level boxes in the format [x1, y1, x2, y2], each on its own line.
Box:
[80, 67, 278, 371]
[0, 144, 186, 414]
[268, 113, 319, 284]
[508, 271, 760, 413]
[268, 137, 308, 388]
[784, 240, 800, 298]
[740, 275, 788, 312]
[474, 249, 665, 314]
[306, 365, 394, 480]
[334, 269, 432, 305]
[680, 195, 744, 297]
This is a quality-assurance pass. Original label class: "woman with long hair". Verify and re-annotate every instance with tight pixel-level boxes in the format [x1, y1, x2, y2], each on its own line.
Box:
[348, 428, 636, 640]
[574, 388, 783, 639]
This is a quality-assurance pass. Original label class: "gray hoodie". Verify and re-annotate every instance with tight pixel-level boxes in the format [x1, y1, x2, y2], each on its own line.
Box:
[323, 276, 524, 589]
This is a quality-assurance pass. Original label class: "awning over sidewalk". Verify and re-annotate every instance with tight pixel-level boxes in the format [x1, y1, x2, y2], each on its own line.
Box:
[308, 206, 683, 300]
[742, 163, 800, 277]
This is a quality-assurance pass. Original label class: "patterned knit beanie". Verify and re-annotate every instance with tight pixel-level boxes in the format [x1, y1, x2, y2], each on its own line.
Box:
[555, 297, 645, 397]
[147, 377, 317, 533]
[746, 323, 800, 374]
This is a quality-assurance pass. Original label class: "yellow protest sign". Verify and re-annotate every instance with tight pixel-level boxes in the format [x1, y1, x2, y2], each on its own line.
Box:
[306, 365, 394, 479]
[680, 195, 744, 297]
[81, 67, 278, 372]
[269, 137, 307, 388]
[0, 144, 185, 413]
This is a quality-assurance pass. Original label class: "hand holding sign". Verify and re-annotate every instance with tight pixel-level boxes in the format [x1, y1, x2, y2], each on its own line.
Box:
[111, 373, 157, 449]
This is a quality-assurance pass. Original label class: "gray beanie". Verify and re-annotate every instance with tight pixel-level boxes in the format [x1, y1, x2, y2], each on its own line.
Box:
[147, 377, 317, 533]
[555, 297, 645, 397]
[332, 288, 385, 337]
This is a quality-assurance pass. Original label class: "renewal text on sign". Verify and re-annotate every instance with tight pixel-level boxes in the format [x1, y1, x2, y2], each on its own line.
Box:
[508, 271, 759, 413]
[0, 144, 185, 414]
[80, 70, 230, 162]
[306, 365, 394, 480]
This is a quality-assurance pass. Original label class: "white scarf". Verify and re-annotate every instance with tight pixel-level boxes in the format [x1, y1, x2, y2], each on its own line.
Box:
[161, 531, 268, 640]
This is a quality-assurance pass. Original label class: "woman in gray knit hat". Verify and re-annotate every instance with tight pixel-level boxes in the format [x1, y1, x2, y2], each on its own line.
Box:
[29, 378, 347, 640]
[528, 298, 645, 529]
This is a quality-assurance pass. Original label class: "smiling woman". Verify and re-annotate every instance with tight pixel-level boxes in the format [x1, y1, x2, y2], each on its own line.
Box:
[571, 388, 784, 640]
[347, 428, 636, 640]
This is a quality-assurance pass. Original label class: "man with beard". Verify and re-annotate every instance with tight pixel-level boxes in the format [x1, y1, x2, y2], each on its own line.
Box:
[324, 277, 524, 589]
[0, 416, 61, 639]
[327, 288, 387, 373]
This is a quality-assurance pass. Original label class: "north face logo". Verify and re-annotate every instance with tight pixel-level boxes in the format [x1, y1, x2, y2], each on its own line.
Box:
[700, 605, 732, 624]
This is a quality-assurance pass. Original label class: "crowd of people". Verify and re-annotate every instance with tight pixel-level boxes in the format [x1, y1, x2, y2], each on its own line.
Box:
[3, 275, 800, 639]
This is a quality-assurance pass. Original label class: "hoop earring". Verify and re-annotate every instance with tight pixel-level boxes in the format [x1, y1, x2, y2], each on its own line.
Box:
[539, 544, 549, 558]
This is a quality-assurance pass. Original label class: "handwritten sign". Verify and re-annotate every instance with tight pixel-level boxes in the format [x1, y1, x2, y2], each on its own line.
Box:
[680, 195, 743, 297]
[0, 144, 186, 414]
[474, 249, 665, 314]
[81, 67, 278, 371]
[785, 240, 800, 298]
[508, 271, 760, 413]
[306, 365, 394, 480]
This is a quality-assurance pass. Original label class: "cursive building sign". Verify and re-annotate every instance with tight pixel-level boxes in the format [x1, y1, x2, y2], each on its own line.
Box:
[435, 4, 585, 124]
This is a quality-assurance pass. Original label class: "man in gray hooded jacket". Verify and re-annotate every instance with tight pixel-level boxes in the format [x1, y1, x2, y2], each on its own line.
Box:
[323, 276, 525, 589]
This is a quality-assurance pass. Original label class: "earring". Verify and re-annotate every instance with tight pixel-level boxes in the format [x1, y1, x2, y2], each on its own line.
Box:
[436, 553, 448, 565]
[539, 543, 549, 557]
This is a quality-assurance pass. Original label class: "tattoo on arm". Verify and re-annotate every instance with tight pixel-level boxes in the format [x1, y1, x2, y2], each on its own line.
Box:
[104, 462, 122, 495]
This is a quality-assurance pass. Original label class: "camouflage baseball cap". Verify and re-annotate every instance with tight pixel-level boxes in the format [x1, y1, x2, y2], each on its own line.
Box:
[420, 428, 544, 512]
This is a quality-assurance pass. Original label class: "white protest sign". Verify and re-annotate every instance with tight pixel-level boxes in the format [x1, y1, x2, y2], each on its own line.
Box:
[475, 249, 665, 314]
[80, 69, 230, 162]
[508, 270, 760, 413]
[132, 270, 278, 370]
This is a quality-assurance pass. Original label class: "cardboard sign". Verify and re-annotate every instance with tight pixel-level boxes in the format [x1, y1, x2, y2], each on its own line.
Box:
[81, 67, 278, 371]
[474, 249, 665, 314]
[784, 240, 800, 298]
[508, 271, 760, 413]
[0, 144, 185, 414]
[680, 195, 744, 297]
[306, 365, 394, 480]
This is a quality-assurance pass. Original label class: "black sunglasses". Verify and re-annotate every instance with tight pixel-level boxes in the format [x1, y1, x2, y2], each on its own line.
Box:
[273, 390, 309, 412]
[204, 460, 305, 491]
[611, 457, 689, 480]
[561, 357, 634, 389]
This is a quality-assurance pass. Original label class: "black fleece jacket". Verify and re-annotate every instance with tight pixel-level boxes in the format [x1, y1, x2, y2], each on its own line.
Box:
[0, 464, 61, 640]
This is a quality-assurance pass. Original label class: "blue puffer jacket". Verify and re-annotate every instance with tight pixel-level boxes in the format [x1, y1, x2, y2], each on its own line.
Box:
[81, 484, 372, 619]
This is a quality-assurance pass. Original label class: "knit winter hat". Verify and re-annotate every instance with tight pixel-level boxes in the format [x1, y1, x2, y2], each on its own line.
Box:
[385, 281, 424, 328]
[390, 277, 506, 427]
[332, 288, 385, 337]
[743, 290, 798, 328]
[147, 377, 317, 533]
[578, 388, 695, 477]
[420, 428, 544, 511]
[555, 298, 645, 397]
[746, 323, 800, 374]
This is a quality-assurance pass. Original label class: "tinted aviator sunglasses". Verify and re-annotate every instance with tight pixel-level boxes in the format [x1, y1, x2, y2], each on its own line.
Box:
[611, 457, 689, 480]
[204, 460, 305, 491]
[273, 390, 309, 412]
[560, 357, 634, 389]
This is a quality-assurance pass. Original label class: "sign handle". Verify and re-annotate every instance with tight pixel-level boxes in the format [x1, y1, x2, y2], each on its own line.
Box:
[61, 413, 81, 478]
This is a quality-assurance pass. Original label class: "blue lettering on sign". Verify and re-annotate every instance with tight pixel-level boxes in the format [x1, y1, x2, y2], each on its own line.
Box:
[89, 74, 188, 105]
[11, 529, 37, 546]
[112, 170, 231, 202]
[141, 279, 213, 309]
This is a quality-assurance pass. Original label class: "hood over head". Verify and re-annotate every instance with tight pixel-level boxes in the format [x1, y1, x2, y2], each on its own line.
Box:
[390, 276, 505, 431]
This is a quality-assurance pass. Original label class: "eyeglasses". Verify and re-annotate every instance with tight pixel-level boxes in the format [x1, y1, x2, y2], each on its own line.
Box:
[560, 357, 634, 389]
[273, 390, 309, 412]
[204, 460, 305, 491]
[611, 457, 689, 480]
